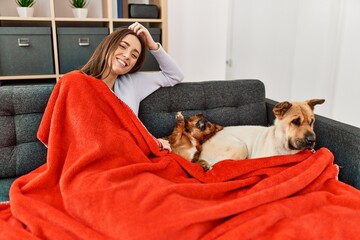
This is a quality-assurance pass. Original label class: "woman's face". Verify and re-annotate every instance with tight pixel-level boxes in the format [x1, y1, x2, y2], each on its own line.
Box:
[108, 34, 142, 76]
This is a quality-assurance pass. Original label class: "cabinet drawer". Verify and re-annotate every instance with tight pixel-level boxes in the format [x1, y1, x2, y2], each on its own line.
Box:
[0, 27, 54, 76]
[57, 27, 109, 74]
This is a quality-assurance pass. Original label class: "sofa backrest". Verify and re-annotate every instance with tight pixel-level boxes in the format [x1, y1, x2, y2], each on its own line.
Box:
[139, 79, 267, 138]
[0, 84, 54, 179]
[0, 79, 266, 180]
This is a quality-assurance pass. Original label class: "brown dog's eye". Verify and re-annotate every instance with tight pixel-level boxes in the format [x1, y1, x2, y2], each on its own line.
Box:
[291, 118, 301, 126]
[196, 119, 206, 131]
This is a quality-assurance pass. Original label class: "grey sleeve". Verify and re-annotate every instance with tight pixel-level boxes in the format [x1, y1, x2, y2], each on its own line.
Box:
[131, 43, 184, 101]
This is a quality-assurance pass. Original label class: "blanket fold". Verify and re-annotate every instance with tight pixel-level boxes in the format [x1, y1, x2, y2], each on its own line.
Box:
[1, 71, 360, 239]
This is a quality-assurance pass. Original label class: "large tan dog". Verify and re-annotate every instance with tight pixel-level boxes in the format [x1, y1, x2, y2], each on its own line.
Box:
[199, 99, 325, 167]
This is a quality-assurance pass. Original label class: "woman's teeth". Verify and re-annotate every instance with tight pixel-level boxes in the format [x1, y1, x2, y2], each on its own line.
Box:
[117, 59, 127, 67]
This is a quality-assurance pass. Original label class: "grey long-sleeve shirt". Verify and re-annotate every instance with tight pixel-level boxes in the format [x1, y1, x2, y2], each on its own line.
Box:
[113, 43, 184, 116]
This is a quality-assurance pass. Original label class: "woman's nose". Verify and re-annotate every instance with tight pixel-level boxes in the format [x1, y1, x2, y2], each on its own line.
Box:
[123, 50, 131, 59]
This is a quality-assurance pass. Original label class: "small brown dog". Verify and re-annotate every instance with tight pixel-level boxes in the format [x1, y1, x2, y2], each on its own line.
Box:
[167, 112, 223, 170]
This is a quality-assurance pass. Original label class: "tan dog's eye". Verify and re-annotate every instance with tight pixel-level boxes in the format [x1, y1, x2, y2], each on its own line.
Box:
[291, 118, 301, 126]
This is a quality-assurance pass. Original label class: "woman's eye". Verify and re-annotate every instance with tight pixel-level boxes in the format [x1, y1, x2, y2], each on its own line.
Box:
[119, 44, 126, 49]
[132, 54, 138, 59]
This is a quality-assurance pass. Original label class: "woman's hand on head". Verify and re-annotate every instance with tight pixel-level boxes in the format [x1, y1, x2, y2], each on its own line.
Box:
[128, 22, 159, 51]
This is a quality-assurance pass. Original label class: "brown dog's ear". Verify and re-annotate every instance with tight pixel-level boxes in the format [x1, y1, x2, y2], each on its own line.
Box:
[273, 101, 292, 119]
[215, 124, 224, 132]
[307, 99, 325, 110]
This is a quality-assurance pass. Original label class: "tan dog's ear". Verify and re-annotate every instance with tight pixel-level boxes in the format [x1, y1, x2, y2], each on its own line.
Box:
[307, 99, 325, 110]
[273, 101, 292, 119]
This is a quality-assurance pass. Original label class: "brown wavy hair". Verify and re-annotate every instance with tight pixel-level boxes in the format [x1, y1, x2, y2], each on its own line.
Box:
[81, 28, 146, 79]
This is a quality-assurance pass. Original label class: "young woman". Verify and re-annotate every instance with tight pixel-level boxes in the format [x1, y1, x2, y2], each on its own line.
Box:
[80, 22, 184, 150]
[81, 22, 184, 116]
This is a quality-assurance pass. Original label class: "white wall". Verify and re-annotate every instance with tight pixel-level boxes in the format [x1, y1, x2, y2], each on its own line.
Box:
[168, 0, 360, 128]
[168, 0, 229, 82]
[290, 0, 344, 119]
[332, 0, 360, 127]
[225, 0, 298, 100]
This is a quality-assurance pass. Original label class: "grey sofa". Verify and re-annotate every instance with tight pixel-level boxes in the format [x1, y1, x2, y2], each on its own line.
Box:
[1, 79, 360, 202]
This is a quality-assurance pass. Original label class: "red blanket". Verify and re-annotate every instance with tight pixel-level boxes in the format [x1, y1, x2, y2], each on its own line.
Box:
[1, 71, 360, 239]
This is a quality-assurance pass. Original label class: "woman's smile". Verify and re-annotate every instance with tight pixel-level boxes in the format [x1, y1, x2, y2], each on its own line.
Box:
[116, 57, 128, 67]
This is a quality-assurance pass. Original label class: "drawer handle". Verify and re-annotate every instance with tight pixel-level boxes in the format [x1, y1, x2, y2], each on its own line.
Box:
[18, 38, 30, 47]
[78, 38, 90, 46]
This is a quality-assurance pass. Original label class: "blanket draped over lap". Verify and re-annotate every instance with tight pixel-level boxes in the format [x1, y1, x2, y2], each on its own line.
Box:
[1, 71, 360, 240]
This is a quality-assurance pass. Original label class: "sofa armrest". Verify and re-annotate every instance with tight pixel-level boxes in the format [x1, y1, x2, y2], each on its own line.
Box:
[314, 115, 360, 189]
[266, 99, 360, 189]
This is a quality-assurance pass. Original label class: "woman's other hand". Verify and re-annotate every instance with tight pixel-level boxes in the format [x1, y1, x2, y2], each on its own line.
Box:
[128, 22, 159, 51]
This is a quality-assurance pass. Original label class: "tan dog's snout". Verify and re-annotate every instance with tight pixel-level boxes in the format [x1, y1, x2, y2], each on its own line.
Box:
[305, 132, 316, 146]
[302, 131, 316, 149]
[289, 131, 316, 151]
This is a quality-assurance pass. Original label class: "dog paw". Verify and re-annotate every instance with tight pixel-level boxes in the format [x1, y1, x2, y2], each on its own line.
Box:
[203, 164, 212, 171]
[176, 111, 183, 118]
[176, 112, 184, 123]
[198, 159, 212, 171]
